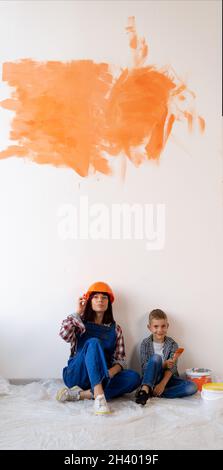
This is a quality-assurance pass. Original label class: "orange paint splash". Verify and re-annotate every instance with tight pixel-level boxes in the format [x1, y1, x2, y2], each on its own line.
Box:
[0, 17, 205, 177]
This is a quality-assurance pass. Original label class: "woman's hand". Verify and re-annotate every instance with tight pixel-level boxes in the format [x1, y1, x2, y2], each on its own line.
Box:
[76, 295, 87, 316]
[108, 368, 114, 379]
[153, 381, 166, 397]
[108, 364, 122, 379]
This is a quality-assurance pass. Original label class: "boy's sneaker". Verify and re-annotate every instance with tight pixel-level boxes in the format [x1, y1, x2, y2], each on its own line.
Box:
[94, 394, 111, 415]
[135, 389, 150, 406]
[56, 385, 82, 402]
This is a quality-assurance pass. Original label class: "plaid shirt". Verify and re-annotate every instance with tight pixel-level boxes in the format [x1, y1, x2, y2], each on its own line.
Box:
[59, 313, 127, 369]
[140, 335, 179, 376]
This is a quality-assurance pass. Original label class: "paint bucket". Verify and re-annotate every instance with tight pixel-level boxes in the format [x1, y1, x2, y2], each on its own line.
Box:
[201, 383, 223, 409]
[201, 382, 223, 399]
[186, 368, 212, 391]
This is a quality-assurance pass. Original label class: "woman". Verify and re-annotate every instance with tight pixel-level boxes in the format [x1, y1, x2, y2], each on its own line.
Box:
[57, 281, 140, 414]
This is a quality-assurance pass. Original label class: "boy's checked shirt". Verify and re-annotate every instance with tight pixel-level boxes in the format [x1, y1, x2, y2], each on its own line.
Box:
[60, 313, 127, 369]
[140, 335, 179, 376]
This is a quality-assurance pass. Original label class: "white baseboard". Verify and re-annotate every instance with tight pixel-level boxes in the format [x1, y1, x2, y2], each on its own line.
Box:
[9, 378, 61, 385]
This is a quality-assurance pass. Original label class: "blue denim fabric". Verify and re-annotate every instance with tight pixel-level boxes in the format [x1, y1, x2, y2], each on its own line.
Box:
[142, 354, 198, 398]
[76, 321, 116, 368]
[104, 369, 141, 400]
[63, 322, 141, 399]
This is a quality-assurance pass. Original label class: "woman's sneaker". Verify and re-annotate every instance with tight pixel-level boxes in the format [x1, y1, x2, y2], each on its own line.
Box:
[56, 385, 82, 402]
[94, 394, 111, 415]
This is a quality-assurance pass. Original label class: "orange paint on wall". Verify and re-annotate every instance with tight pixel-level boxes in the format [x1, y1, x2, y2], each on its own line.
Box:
[0, 17, 205, 177]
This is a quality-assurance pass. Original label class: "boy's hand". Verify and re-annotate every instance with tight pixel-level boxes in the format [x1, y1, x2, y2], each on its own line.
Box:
[153, 381, 166, 397]
[163, 359, 174, 370]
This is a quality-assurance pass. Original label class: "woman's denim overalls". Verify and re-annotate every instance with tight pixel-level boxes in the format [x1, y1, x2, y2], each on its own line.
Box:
[63, 321, 140, 400]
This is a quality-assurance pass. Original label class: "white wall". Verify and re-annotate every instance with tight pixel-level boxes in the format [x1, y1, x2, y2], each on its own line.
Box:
[0, 1, 222, 379]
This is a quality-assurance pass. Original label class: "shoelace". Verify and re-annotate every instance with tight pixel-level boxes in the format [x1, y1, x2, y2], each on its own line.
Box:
[96, 396, 107, 408]
[67, 389, 80, 401]
[98, 397, 105, 406]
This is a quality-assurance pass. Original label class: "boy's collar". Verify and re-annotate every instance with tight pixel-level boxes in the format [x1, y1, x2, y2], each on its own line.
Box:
[151, 334, 167, 342]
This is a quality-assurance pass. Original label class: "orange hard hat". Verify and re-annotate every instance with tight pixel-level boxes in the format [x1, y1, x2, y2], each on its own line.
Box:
[85, 282, 115, 303]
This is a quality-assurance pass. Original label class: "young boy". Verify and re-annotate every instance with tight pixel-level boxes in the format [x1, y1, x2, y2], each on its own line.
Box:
[135, 309, 197, 405]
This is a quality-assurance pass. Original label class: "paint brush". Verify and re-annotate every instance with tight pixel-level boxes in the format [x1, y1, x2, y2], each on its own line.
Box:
[172, 348, 184, 363]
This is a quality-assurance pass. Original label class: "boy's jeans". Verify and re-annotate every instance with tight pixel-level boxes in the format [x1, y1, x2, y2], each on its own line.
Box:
[142, 354, 197, 398]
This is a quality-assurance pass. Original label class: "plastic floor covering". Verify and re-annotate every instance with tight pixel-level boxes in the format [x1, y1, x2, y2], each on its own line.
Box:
[0, 377, 222, 450]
